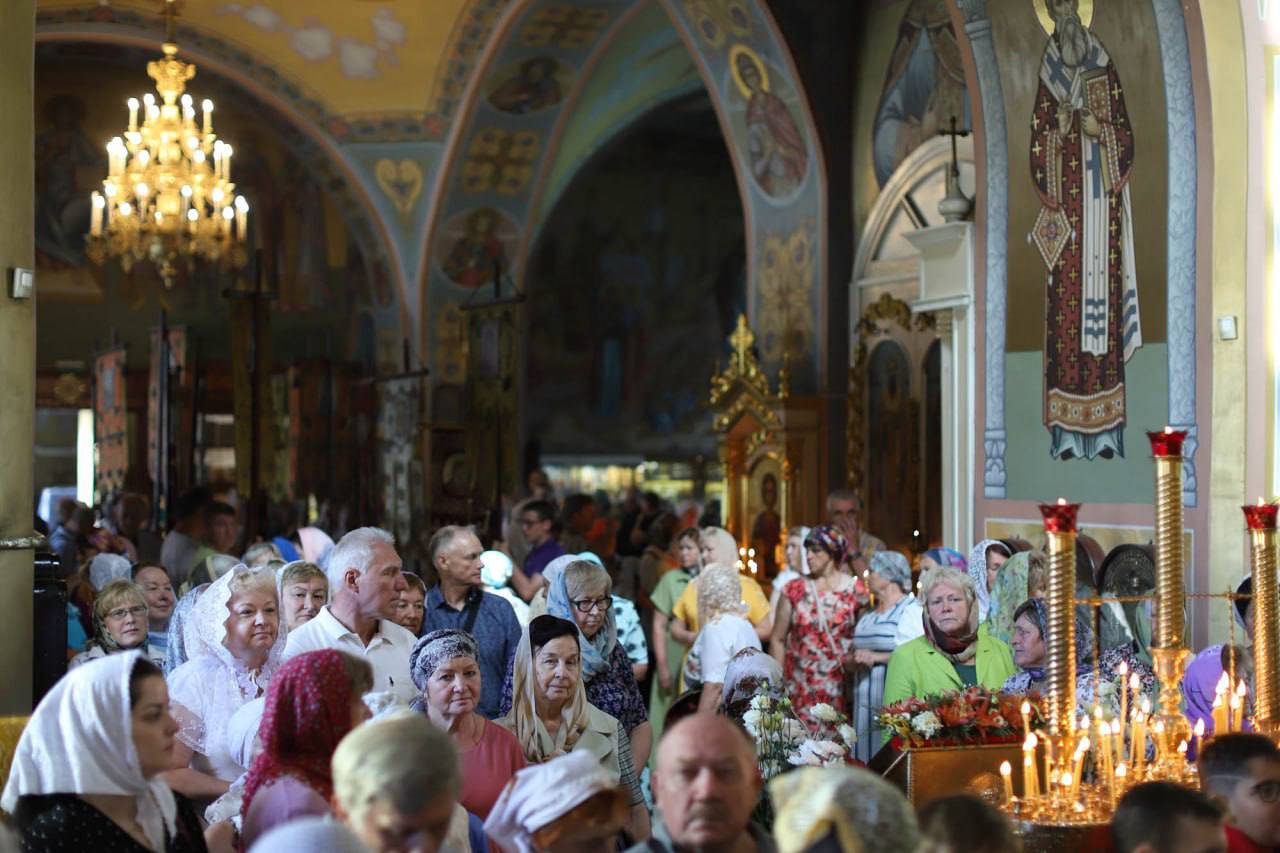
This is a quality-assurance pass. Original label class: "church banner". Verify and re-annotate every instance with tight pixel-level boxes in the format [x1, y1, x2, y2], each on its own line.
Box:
[94, 347, 128, 496]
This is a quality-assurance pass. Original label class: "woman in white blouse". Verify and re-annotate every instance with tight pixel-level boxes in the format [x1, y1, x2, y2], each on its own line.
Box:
[164, 563, 284, 804]
[686, 562, 762, 712]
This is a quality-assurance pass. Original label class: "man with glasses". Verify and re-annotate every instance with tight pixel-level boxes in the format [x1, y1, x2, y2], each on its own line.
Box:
[421, 525, 521, 719]
[1199, 733, 1280, 852]
[509, 499, 564, 602]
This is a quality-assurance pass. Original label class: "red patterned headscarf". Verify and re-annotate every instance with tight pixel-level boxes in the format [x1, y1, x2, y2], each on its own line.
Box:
[240, 649, 355, 832]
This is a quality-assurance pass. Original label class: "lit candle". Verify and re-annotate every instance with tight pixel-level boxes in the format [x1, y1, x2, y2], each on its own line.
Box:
[127, 97, 138, 133]
[1000, 760, 1014, 803]
[1115, 762, 1127, 798]
[1070, 736, 1089, 800]
[1023, 734, 1039, 799]
[1191, 718, 1205, 758]
[1231, 681, 1247, 731]
[202, 98, 213, 135]
[1118, 661, 1130, 725]
[1061, 770, 1075, 802]
[1021, 700, 1032, 744]
[90, 192, 103, 237]
[235, 196, 248, 242]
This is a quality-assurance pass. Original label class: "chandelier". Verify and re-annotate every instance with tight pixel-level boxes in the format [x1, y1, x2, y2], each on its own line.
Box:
[86, 0, 248, 286]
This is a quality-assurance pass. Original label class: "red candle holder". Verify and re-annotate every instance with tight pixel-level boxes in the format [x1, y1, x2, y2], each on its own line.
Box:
[1147, 428, 1188, 458]
[1039, 501, 1081, 534]
[1244, 502, 1280, 531]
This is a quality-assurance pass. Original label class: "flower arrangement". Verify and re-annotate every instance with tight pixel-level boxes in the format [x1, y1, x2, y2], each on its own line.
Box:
[878, 687, 1045, 749]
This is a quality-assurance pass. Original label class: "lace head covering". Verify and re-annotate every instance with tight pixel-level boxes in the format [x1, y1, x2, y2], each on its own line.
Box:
[89, 553, 132, 591]
[696, 562, 744, 628]
[1, 651, 177, 851]
[502, 616, 592, 764]
[770, 766, 920, 853]
[242, 650, 360, 825]
[183, 564, 286, 675]
[410, 630, 480, 692]
[164, 583, 207, 676]
[481, 550, 515, 589]
[545, 558, 617, 680]
[226, 697, 265, 771]
[720, 646, 785, 713]
[869, 551, 912, 593]
[967, 539, 1010, 621]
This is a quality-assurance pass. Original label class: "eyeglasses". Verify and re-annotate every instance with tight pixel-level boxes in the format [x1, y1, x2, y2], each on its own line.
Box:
[571, 596, 613, 614]
[107, 604, 148, 622]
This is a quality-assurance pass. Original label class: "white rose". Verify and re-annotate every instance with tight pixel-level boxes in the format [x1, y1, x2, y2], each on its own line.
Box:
[742, 709, 763, 734]
[812, 703, 841, 723]
[837, 723, 858, 746]
[911, 711, 942, 739]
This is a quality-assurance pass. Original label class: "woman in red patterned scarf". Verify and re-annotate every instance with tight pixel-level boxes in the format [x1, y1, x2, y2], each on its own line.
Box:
[238, 649, 373, 850]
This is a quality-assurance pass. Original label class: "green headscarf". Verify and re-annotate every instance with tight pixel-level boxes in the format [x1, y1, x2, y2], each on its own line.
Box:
[984, 551, 1030, 645]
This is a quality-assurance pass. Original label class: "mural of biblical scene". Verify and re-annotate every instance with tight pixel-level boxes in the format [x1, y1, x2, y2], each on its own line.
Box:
[33, 50, 391, 376]
[725, 44, 810, 201]
[990, 0, 1168, 501]
[523, 96, 745, 459]
[872, 0, 969, 187]
[866, 340, 919, 552]
[436, 206, 520, 289]
[486, 56, 575, 115]
[749, 465, 782, 577]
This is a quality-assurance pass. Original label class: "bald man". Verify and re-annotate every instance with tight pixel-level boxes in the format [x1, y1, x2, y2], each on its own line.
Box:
[630, 713, 775, 853]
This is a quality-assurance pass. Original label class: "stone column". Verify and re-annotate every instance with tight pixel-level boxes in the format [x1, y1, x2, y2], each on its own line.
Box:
[0, 0, 35, 712]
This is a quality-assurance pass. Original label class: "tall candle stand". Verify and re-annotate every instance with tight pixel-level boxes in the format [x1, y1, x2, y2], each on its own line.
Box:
[1244, 500, 1280, 737]
[1145, 429, 1193, 783]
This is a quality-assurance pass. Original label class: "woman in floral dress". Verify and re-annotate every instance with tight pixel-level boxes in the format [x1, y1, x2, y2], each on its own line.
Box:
[769, 524, 861, 734]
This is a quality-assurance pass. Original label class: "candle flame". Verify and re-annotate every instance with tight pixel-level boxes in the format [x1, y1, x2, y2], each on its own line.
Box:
[1021, 700, 1031, 715]
[1179, 740, 1188, 755]
[1000, 760, 1012, 776]
[1154, 721, 1166, 734]
[1217, 672, 1230, 692]
[1076, 737, 1091, 754]
[1194, 718, 1206, 737]
[1141, 698, 1152, 714]
[1237, 680, 1249, 697]
[1025, 733, 1038, 750]
[1057, 497, 1067, 505]
[1061, 771, 1073, 786]
[1116, 763, 1128, 778]
[1129, 672, 1140, 690]
[1164, 426, 1173, 434]
[1118, 661, 1128, 676]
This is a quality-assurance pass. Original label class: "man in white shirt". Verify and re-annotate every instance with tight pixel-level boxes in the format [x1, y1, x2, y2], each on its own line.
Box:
[283, 526, 417, 704]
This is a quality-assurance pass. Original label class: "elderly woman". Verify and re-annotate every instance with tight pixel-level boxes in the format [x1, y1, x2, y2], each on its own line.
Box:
[882, 567, 1016, 715]
[849, 551, 922, 759]
[671, 527, 772, 647]
[166, 563, 285, 802]
[497, 615, 649, 841]
[770, 524, 861, 732]
[966, 540, 1013, 621]
[395, 572, 427, 635]
[515, 557, 651, 767]
[276, 560, 327, 632]
[685, 563, 762, 712]
[239, 649, 373, 849]
[1003, 597, 1156, 715]
[410, 629, 526, 820]
[984, 551, 1038, 645]
[134, 564, 175, 666]
[770, 766, 920, 853]
[70, 578, 151, 669]
[3, 651, 207, 851]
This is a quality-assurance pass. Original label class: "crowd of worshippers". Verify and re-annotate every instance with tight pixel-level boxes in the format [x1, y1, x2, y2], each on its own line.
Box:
[11, 484, 1279, 852]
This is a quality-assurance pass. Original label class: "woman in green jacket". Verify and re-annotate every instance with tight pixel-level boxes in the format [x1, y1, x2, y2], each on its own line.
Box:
[881, 566, 1016, 715]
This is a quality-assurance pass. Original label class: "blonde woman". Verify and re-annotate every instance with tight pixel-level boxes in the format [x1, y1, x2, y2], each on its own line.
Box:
[670, 527, 773, 647]
[276, 560, 328, 631]
[165, 563, 285, 802]
[69, 579, 150, 668]
[685, 563, 761, 712]
[497, 615, 649, 842]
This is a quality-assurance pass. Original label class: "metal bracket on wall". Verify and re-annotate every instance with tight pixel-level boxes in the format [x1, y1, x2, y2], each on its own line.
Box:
[0, 534, 48, 551]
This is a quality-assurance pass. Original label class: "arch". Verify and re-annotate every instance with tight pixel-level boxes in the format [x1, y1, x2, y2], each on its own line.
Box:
[420, 0, 828, 391]
[34, 23, 413, 340]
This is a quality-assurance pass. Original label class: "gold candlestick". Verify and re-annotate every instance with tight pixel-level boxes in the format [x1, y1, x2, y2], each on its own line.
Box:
[1244, 499, 1280, 735]
[1039, 499, 1080, 740]
[1146, 429, 1192, 780]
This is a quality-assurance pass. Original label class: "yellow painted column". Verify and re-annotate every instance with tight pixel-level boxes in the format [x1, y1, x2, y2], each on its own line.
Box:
[0, 0, 36, 712]
[1201, 1, 1249, 646]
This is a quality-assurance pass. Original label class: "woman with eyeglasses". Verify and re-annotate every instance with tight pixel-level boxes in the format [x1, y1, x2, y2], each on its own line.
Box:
[69, 578, 151, 669]
[497, 615, 649, 842]
[512, 556, 652, 768]
[882, 566, 1016, 735]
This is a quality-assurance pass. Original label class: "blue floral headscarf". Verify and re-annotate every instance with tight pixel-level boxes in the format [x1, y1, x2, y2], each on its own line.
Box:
[544, 554, 617, 680]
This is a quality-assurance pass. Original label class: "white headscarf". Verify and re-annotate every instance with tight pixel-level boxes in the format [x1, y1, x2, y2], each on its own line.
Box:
[484, 750, 621, 853]
[967, 539, 1008, 622]
[89, 553, 132, 591]
[1, 650, 177, 851]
